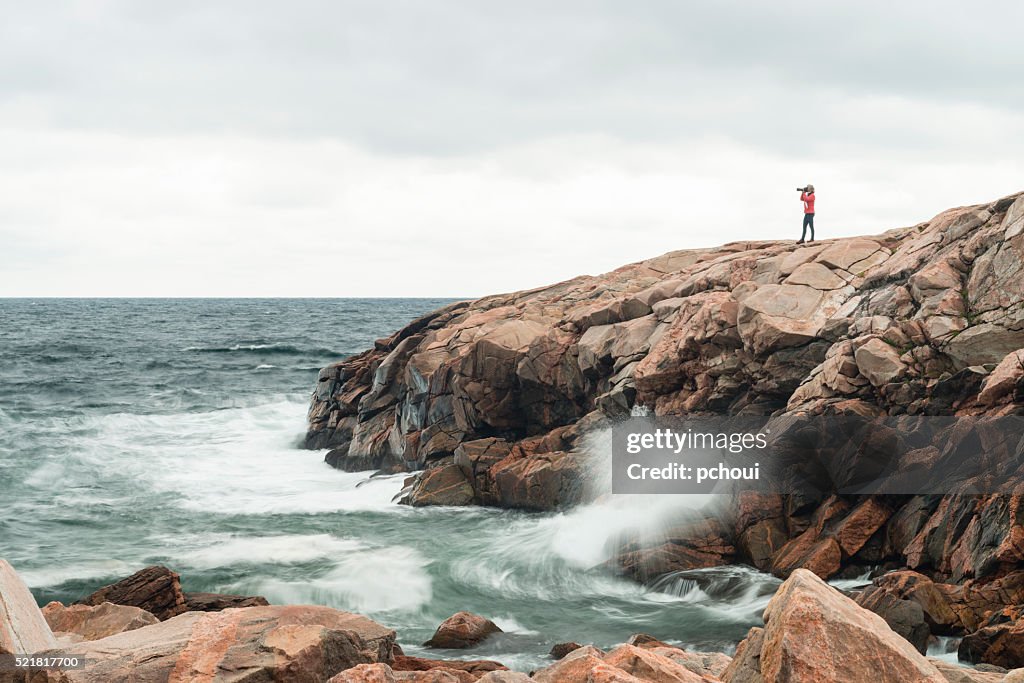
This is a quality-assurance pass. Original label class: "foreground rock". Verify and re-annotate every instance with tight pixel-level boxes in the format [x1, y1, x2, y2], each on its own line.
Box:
[41, 601, 157, 641]
[27, 604, 395, 682]
[724, 568, 947, 682]
[424, 611, 503, 649]
[0, 559, 57, 655]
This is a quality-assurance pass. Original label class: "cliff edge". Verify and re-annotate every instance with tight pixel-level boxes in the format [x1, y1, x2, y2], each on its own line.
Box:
[308, 190, 1024, 494]
[302, 190, 1024, 667]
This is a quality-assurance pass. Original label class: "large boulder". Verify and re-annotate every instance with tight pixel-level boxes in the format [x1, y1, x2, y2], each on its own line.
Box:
[977, 348, 1024, 406]
[724, 568, 947, 682]
[41, 601, 157, 641]
[736, 284, 830, 354]
[0, 559, 57, 655]
[75, 565, 186, 620]
[423, 612, 503, 649]
[28, 604, 396, 682]
[854, 337, 907, 387]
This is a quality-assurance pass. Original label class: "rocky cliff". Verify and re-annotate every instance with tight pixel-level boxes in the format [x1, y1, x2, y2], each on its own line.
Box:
[306, 191, 1024, 639]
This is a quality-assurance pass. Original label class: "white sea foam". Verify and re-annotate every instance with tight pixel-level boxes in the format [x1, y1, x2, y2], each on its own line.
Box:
[172, 533, 364, 569]
[56, 399, 407, 515]
[829, 569, 875, 591]
[20, 560, 142, 588]
[491, 616, 540, 635]
[251, 545, 433, 614]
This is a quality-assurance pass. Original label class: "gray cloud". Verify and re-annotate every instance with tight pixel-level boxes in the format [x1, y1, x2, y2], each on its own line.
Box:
[3, 1, 1022, 155]
[1, 1, 1022, 296]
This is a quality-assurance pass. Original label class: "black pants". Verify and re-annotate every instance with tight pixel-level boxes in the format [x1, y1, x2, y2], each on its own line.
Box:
[801, 213, 815, 241]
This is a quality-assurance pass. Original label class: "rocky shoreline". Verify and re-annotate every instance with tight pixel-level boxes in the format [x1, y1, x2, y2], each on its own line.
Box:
[5, 193, 1024, 680]
[304, 190, 1024, 672]
[3, 559, 1020, 682]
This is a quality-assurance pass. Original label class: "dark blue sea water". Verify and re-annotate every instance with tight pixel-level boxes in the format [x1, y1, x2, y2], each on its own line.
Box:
[0, 299, 778, 669]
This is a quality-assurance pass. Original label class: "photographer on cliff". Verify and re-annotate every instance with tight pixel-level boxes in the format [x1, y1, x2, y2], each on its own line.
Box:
[797, 184, 815, 244]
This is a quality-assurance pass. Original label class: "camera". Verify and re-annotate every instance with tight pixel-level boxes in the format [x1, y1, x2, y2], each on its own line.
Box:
[796, 186, 809, 192]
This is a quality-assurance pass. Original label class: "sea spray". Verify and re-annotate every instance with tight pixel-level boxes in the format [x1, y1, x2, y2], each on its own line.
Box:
[1, 299, 778, 673]
[572, 422, 714, 569]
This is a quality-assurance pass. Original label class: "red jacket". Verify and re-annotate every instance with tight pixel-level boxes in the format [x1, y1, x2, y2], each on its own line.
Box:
[801, 192, 815, 214]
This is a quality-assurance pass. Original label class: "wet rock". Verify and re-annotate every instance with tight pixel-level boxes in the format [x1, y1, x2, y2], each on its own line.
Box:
[854, 584, 931, 653]
[959, 620, 1024, 669]
[76, 565, 186, 620]
[614, 517, 735, 581]
[857, 571, 960, 635]
[423, 612, 503, 649]
[0, 559, 57, 655]
[41, 601, 157, 642]
[770, 534, 842, 580]
[29, 604, 396, 682]
[183, 591, 270, 611]
[549, 641, 584, 658]
[489, 450, 584, 511]
[832, 497, 893, 557]
[401, 460, 476, 507]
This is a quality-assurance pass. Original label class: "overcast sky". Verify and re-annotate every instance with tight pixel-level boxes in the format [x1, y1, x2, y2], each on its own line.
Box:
[2, 1, 1023, 297]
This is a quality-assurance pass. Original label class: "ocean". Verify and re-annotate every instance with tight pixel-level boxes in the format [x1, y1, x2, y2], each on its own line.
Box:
[0, 298, 780, 670]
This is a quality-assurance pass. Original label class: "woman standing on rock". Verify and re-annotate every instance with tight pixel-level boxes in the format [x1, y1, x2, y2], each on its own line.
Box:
[797, 184, 815, 244]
